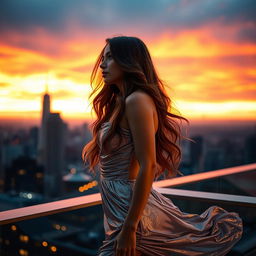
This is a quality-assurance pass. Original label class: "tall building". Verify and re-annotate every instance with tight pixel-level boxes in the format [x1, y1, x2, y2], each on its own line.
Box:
[37, 85, 50, 165]
[37, 85, 67, 198]
[244, 126, 256, 164]
[44, 113, 67, 198]
[190, 135, 204, 173]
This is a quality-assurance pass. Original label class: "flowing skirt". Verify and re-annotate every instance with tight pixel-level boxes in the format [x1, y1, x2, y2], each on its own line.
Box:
[97, 179, 243, 256]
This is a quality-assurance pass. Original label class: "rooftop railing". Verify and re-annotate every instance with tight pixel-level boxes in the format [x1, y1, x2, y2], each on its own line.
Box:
[1, 163, 255, 225]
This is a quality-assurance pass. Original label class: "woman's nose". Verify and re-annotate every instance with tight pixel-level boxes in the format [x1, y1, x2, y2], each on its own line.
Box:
[100, 61, 106, 69]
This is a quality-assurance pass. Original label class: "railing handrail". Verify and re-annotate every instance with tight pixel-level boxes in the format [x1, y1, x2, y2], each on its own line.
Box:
[0, 163, 255, 225]
[0, 193, 102, 225]
[155, 187, 256, 207]
[153, 163, 256, 187]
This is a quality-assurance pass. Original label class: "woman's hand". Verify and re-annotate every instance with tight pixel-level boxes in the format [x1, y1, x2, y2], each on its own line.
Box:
[114, 227, 137, 256]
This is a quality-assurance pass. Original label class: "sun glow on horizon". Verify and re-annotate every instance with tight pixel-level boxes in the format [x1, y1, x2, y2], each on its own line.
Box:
[1, 20, 255, 123]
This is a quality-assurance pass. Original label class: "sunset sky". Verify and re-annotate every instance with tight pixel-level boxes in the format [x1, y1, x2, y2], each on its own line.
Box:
[0, 0, 255, 127]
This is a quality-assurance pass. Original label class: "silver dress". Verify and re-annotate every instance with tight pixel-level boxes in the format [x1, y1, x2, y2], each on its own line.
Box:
[97, 122, 243, 256]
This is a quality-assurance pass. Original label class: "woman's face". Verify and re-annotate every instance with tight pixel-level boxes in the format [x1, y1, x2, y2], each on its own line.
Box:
[100, 44, 124, 86]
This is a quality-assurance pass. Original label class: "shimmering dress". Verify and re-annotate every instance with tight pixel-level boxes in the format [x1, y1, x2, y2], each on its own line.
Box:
[97, 121, 243, 256]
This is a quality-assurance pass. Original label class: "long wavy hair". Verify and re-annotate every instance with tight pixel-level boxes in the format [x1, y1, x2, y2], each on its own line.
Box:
[82, 35, 194, 180]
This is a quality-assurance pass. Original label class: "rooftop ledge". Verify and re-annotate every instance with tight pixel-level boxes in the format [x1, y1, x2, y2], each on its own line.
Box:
[0, 163, 256, 225]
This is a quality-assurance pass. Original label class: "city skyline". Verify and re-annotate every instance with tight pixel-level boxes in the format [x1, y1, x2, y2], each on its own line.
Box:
[0, 88, 255, 130]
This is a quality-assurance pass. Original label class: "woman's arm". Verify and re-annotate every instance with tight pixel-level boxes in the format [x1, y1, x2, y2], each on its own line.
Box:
[122, 91, 157, 231]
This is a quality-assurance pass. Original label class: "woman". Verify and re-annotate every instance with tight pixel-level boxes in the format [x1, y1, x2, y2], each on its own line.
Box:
[82, 36, 243, 256]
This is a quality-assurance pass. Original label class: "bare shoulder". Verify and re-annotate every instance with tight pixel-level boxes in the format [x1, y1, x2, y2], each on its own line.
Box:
[125, 90, 155, 108]
[124, 90, 158, 133]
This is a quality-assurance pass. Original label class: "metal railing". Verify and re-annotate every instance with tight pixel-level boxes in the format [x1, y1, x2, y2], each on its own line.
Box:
[1, 163, 255, 225]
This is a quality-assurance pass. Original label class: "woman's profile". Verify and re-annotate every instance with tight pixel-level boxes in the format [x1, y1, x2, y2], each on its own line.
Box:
[82, 36, 243, 256]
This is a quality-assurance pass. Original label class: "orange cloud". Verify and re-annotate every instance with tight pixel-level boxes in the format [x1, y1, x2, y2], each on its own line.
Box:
[0, 23, 255, 124]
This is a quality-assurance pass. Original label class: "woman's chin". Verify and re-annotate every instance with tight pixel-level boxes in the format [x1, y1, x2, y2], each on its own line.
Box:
[103, 78, 112, 85]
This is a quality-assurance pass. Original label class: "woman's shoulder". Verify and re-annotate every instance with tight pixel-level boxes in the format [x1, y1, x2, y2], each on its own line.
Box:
[124, 90, 157, 122]
[124, 90, 158, 133]
[125, 90, 154, 106]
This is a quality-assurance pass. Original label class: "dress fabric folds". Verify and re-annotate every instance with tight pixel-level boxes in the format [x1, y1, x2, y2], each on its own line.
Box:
[96, 122, 243, 256]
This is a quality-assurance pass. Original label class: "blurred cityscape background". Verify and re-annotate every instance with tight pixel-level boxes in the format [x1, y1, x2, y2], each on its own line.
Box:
[0, 0, 256, 255]
[0, 89, 255, 255]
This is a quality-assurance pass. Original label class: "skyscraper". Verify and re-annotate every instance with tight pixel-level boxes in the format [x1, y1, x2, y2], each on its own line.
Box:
[44, 113, 66, 198]
[37, 85, 50, 165]
[37, 84, 67, 198]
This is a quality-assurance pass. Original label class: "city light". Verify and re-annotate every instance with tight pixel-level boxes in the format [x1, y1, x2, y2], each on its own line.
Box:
[78, 180, 98, 192]
[11, 225, 17, 231]
[19, 235, 29, 243]
[42, 241, 48, 247]
[19, 249, 29, 256]
[50, 245, 57, 252]
[18, 169, 26, 175]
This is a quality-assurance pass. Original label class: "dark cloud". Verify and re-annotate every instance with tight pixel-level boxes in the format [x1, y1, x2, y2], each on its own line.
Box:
[235, 25, 256, 43]
[0, 0, 255, 36]
[0, 0, 255, 61]
[166, 0, 256, 28]
[0, 0, 69, 32]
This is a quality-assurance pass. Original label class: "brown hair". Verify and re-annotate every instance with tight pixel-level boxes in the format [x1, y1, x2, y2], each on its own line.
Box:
[82, 35, 194, 180]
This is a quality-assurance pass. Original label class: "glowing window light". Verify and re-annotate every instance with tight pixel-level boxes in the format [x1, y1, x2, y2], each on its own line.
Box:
[61, 226, 67, 231]
[19, 249, 29, 256]
[36, 172, 43, 178]
[18, 169, 26, 175]
[50, 246, 57, 252]
[55, 224, 60, 230]
[23, 235, 29, 242]
[11, 225, 17, 231]
[19, 235, 29, 242]
[42, 241, 48, 247]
